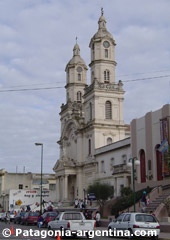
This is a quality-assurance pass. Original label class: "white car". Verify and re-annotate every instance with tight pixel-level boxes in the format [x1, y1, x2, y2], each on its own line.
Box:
[48, 211, 96, 238]
[108, 212, 160, 239]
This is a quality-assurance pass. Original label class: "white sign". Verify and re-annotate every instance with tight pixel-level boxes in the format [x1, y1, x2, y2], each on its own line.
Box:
[9, 189, 56, 211]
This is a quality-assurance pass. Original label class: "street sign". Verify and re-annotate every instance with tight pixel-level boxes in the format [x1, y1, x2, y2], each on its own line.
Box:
[16, 199, 22, 206]
[87, 193, 96, 200]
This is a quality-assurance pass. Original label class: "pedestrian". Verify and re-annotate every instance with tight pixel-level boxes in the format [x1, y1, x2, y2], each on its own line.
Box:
[74, 199, 78, 208]
[5, 211, 10, 224]
[95, 211, 101, 227]
[115, 210, 120, 219]
[37, 215, 44, 229]
[141, 191, 147, 212]
[146, 196, 150, 206]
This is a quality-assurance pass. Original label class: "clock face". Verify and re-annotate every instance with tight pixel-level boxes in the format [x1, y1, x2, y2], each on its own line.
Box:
[103, 41, 110, 48]
[77, 67, 82, 72]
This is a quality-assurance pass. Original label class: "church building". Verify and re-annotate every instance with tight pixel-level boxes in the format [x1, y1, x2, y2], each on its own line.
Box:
[53, 11, 130, 203]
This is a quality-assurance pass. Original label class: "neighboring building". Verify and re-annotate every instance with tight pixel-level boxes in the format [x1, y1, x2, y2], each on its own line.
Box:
[131, 104, 170, 191]
[0, 169, 56, 211]
[53, 11, 130, 203]
[95, 137, 131, 196]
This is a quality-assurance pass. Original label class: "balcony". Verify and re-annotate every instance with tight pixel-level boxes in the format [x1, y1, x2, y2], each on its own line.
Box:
[112, 163, 131, 175]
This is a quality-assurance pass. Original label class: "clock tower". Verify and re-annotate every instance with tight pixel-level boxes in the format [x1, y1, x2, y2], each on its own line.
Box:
[83, 9, 126, 149]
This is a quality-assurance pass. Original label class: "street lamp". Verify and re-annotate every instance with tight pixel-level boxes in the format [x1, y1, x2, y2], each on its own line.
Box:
[2, 193, 6, 211]
[127, 157, 140, 212]
[35, 143, 43, 214]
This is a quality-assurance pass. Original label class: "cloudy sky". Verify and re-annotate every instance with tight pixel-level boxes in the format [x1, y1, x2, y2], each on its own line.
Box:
[0, 0, 170, 173]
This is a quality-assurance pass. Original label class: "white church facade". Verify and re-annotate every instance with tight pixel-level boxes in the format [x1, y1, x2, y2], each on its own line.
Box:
[53, 11, 130, 203]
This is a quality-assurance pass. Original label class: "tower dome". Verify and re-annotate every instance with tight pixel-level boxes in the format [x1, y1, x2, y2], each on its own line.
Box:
[66, 43, 87, 69]
[90, 9, 116, 46]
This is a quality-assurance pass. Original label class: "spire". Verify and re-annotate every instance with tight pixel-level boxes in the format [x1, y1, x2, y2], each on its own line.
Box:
[101, 7, 104, 16]
[98, 7, 106, 29]
[73, 37, 80, 56]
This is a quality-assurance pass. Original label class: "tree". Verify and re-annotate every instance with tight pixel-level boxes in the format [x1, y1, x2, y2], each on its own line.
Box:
[164, 146, 170, 169]
[120, 186, 132, 197]
[87, 182, 113, 215]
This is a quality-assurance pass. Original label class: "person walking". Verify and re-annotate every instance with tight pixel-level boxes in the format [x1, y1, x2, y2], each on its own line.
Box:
[141, 191, 147, 212]
[95, 211, 101, 227]
[5, 211, 10, 224]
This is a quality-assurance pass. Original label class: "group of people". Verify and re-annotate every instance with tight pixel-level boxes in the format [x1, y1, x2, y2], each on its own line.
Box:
[74, 198, 88, 209]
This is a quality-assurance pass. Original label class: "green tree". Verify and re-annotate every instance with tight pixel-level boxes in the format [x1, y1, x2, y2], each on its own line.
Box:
[164, 146, 170, 169]
[87, 182, 113, 215]
[120, 187, 132, 197]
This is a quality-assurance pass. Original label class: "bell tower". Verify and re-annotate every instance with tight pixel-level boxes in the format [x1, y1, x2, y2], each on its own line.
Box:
[84, 10, 127, 149]
[89, 9, 117, 84]
[65, 42, 88, 104]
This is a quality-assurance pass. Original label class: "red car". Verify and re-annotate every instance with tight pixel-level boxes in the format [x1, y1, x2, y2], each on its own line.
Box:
[21, 212, 39, 225]
[41, 212, 58, 227]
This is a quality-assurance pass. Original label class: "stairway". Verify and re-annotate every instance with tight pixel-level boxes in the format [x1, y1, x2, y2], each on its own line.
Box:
[145, 190, 170, 213]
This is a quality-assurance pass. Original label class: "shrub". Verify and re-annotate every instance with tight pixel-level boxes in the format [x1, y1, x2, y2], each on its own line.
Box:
[111, 186, 151, 215]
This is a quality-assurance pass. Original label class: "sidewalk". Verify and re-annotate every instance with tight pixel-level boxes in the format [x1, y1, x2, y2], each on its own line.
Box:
[159, 232, 170, 240]
[97, 227, 170, 240]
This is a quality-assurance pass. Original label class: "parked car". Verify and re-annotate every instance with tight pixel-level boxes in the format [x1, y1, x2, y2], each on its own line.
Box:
[10, 212, 15, 221]
[20, 212, 26, 224]
[0, 212, 4, 221]
[21, 212, 39, 225]
[48, 211, 96, 238]
[108, 212, 160, 239]
[14, 212, 26, 224]
[41, 211, 59, 227]
[1, 212, 7, 221]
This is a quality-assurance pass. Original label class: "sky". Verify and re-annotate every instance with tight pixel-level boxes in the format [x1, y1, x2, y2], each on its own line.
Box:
[0, 0, 170, 173]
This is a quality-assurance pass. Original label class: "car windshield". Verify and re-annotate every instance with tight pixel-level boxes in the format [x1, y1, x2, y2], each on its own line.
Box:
[48, 213, 56, 217]
[63, 213, 83, 220]
[29, 212, 39, 217]
[135, 214, 157, 223]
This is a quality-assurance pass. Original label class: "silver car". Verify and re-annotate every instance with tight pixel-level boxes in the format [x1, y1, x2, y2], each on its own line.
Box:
[108, 212, 160, 239]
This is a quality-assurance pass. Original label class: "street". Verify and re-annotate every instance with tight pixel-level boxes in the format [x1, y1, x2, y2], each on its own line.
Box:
[0, 221, 126, 240]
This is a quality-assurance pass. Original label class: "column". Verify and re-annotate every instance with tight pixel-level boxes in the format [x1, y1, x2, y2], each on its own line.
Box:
[56, 178, 60, 202]
[124, 175, 128, 187]
[64, 175, 68, 200]
[114, 177, 117, 197]
[76, 170, 83, 199]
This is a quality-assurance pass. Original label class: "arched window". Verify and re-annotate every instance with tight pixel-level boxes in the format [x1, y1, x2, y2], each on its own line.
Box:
[89, 102, 92, 120]
[156, 145, 163, 181]
[104, 70, 110, 82]
[88, 139, 91, 155]
[92, 43, 95, 59]
[140, 149, 146, 183]
[78, 73, 81, 81]
[91, 71, 94, 82]
[110, 158, 115, 168]
[122, 155, 127, 164]
[77, 91, 82, 103]
[105, 49, 108, 58]
[107, 137, 112, 145]
[101, 160, 105, 173]
[67, 92, 69, 101]
[105, 101, 112, 119]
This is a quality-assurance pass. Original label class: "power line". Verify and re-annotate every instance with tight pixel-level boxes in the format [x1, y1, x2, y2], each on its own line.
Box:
[117, 69, 170, 77]
[2, 81, 64, 88]
[0, 86, 64, 93]
[123, 74, 170, 82]
[0, 74, 169, 93]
